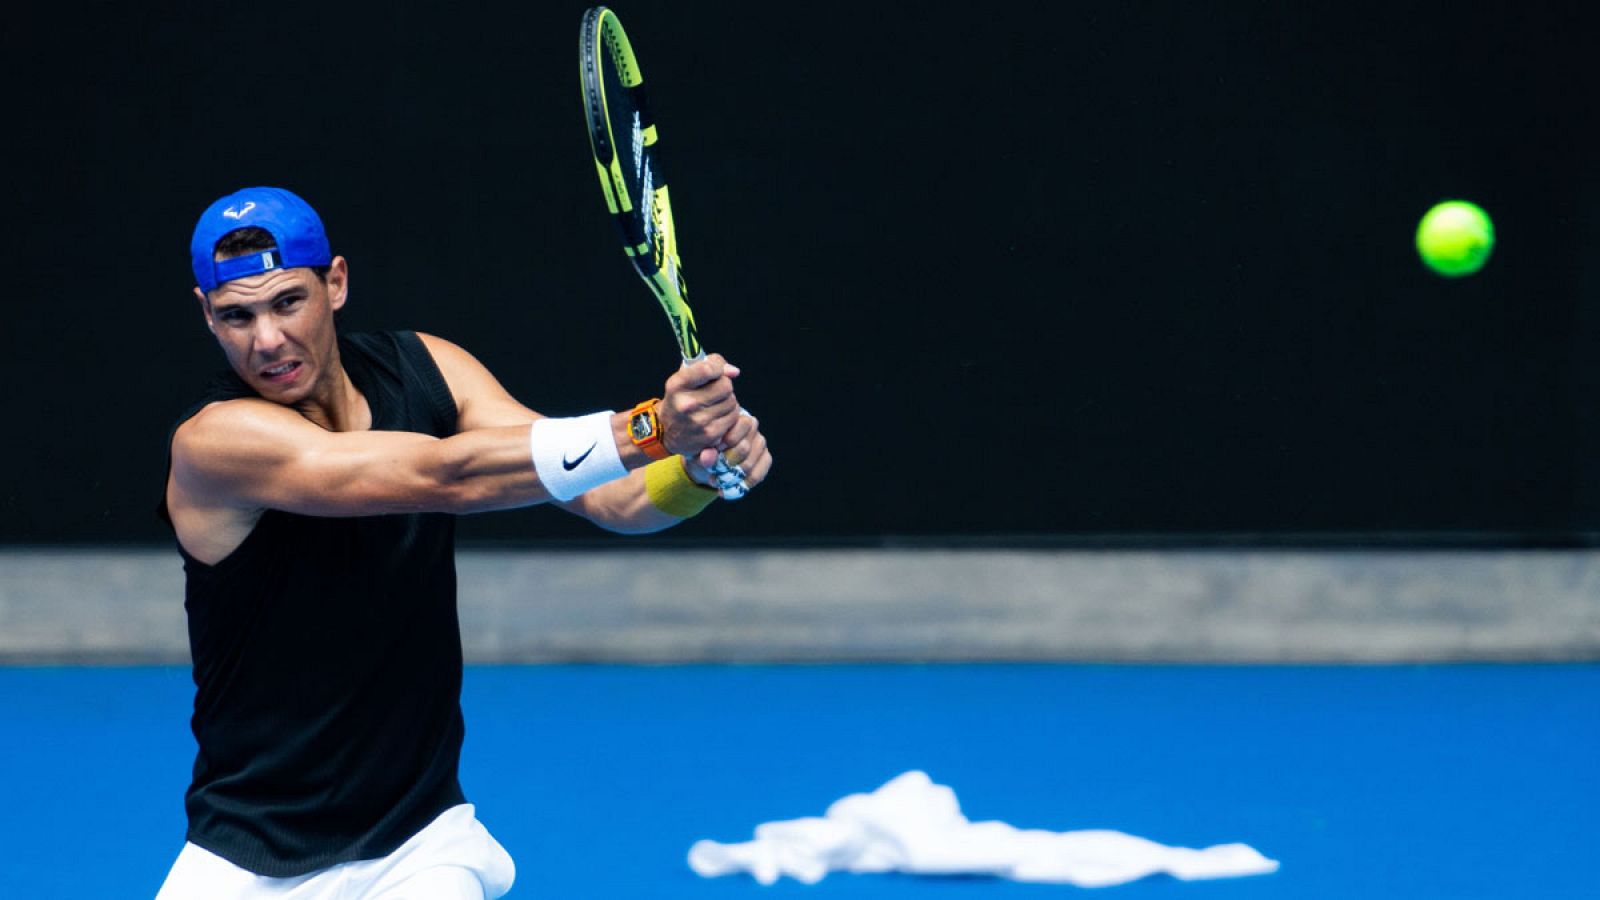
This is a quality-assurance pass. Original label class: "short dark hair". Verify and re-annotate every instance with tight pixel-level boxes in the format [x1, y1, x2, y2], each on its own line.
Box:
[214, 227, 330, 281]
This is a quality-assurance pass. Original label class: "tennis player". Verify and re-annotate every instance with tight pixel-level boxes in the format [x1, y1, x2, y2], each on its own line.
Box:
[154, 186, 771, 899]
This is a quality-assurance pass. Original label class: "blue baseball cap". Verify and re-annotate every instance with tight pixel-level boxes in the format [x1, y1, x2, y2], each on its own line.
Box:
[190, 187, 333, 293]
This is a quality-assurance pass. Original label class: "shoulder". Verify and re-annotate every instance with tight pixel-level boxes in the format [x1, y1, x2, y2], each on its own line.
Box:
[173, 398, 322, 472]
[414, 332, 541, 429]
[414, 331, 502, 398]
[180, 395, 307, 431]
[415, 331, 478, 373]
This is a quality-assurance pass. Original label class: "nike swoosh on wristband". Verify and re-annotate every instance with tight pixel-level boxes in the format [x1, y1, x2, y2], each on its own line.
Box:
[563, 443, 598, 471]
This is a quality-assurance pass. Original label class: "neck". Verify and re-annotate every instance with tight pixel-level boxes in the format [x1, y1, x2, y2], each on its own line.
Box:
[294, 346, 369, 432]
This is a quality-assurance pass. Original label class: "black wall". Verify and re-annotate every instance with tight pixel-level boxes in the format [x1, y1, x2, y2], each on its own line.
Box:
[3, 1, 1595, 544]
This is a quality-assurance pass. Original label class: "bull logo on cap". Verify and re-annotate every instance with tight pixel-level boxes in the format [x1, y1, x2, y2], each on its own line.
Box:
[222, 201, 257, 220]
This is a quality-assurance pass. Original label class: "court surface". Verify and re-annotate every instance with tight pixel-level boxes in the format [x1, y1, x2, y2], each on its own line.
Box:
[1, 664, 1593, 898]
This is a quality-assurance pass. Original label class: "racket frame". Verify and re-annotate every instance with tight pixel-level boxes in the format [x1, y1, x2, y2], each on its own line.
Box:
[579, 6, 747, 499]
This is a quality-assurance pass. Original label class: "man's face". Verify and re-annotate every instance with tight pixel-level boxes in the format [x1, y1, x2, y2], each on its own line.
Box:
[194, 257, 349, 405]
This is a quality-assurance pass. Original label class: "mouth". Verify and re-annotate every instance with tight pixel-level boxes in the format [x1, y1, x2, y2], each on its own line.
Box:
[259, 360, 303, 383]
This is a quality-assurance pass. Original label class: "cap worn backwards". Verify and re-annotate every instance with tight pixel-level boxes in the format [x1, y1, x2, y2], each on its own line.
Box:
[190, 187, 333, 293]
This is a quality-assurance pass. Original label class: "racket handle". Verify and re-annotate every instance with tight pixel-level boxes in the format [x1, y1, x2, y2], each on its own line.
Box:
[708, 455, 749, 502]
[681, 354, 750, 501]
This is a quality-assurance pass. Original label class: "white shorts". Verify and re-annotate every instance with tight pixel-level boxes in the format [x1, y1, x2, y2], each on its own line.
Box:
[154, 804, 515, 900]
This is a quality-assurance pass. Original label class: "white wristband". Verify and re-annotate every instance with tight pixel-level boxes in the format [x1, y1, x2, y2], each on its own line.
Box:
[530, 412, 627, 502]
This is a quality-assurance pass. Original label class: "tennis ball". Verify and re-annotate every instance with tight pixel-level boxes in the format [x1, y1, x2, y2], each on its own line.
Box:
[1415, 200, 1494, 277]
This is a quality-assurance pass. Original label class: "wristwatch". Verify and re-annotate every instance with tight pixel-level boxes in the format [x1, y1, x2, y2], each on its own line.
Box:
[627, 398, 671, 460]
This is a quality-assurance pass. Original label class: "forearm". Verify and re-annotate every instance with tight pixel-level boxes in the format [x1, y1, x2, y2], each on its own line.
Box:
[438, 413, 651, 514]
[562, 470, 689, 534]
[428, 426, 550, 513]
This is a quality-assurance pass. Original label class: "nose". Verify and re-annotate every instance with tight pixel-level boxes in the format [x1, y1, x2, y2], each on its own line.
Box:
[253, 316, 287, 356]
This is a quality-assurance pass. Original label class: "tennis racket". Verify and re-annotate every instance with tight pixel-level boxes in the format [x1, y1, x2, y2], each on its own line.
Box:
[579, 5, 748, 501]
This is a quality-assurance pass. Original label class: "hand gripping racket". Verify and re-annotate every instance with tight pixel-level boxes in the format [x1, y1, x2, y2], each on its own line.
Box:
[579, 6, 748, 501]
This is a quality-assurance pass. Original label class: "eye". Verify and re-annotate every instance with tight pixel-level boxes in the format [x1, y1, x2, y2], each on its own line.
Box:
[219, 310, 250, 325]
[276, 295, 304, 311]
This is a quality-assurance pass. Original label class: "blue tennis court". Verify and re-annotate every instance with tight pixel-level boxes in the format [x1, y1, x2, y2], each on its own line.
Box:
[2, 663, 1593, 897]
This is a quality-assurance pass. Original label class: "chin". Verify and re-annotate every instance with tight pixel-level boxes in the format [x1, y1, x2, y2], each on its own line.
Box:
[245, 370, 314, 404]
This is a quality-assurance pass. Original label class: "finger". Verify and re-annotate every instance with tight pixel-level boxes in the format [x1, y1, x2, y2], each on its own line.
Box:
[704, 414, 742, 449]
[742, 446, 772, 488]
[746, 434, 770, 473]
[672, 354, 728, 390]
[670, 378, 735, 416]
[676, 406, 739, 455]
[723, 427, 764, 467]
[700, 379, 738, 409]
[661, 390, 732, 432]
[659, 387, 736, 455]
[715, 415, 757, 452]
[694, 396, 741, 431]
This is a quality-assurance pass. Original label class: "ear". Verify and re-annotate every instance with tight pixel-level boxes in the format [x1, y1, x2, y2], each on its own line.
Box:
[325, 256, 350, 312]
[194, 286, 217, 334]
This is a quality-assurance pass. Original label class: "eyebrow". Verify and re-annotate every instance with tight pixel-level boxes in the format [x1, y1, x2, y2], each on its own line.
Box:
[211, 286, 308, 315]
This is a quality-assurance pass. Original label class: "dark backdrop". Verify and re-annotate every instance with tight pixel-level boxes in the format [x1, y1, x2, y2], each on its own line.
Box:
[2, 1, 1596, 545]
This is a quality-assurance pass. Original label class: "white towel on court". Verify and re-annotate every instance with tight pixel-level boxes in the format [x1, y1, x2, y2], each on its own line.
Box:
[687, 771, 1279, 888]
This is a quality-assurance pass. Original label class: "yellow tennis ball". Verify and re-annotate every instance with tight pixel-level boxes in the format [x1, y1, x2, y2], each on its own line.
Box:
[1415, 200, 1494, 277]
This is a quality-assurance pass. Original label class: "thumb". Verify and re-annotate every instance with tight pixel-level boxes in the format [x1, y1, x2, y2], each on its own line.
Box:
[677, 355, 725, 389]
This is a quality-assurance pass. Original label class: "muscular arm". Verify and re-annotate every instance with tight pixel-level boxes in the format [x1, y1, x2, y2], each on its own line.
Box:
[419, 333, 738, 534]
[170, 399, 557, 518]
[170, 332, 757, 544]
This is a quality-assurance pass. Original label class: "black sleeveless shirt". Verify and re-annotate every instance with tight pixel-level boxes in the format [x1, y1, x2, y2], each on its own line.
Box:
[161, 331, 467, 877]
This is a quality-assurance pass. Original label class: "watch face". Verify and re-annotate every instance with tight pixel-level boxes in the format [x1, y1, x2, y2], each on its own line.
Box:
[630, 411, 655, 441]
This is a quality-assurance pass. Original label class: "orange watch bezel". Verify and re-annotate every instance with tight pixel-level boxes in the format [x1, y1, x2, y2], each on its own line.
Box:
[628, 398, 671, 460]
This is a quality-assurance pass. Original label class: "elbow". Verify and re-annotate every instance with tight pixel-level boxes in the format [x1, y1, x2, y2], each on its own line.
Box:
[419, 439, 529, 515]
[432, 469, 501, 516]
[418, 442, 479, 514]
[433, 481, 478, 516]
